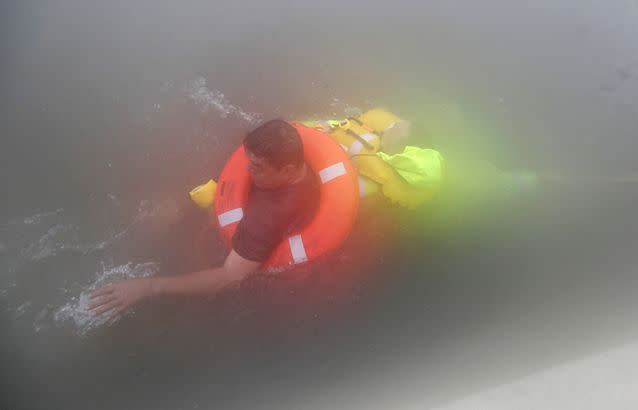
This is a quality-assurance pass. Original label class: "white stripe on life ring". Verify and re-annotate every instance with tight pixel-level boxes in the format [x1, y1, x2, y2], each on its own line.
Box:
[319, 162, 347, 184]
[349, 132, 378, 155]
[218, 207, 244, 227]
[288, 234, 308, 264]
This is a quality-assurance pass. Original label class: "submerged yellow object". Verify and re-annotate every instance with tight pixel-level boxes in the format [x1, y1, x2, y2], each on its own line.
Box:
[353, 151, 444, 209]
[189, 179, 217, 209]
[377, 146, 445, 188]
[358, 108, 401, 134]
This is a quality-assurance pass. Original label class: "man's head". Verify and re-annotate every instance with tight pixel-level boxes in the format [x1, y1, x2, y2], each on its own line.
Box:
[243, 120, 305, 189]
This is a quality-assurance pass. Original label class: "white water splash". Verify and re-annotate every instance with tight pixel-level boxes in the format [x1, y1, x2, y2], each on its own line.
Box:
[14, 301, 32, 317]
[82, 204, 144, 254]
[20, 224, 81, 261]
[2, 202, 168, 337]
[16, 208, 65, 226]
[3, 209, 77, 268]
[53, 261, 159, 337]
[186, 76, 261, 124]
[5, 199, 173, 264]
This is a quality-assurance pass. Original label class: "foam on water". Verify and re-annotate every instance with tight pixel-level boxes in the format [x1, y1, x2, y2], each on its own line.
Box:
[14, 301, 32, 317]
[20, 224, 81, 261]
[186, 76, 261, 124]
[81, 199, 156, 253]
[3, 211, 97, 277]
[5, 208, 65, 227]
[2, 199, 169, 268]
[52, 261, 159, 337]
[1, 203, 168, 337]
[2, 210, 81, 280]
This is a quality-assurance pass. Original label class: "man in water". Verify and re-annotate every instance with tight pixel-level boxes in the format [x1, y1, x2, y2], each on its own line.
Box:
[89, 120, 320, 319]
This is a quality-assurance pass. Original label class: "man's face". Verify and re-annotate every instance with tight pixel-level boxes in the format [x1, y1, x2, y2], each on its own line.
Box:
[246, 150, 293, 189]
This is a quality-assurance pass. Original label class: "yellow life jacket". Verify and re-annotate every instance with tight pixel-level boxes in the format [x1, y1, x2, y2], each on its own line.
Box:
[304, 108, 445, 209]
[328, 119, 381, 156]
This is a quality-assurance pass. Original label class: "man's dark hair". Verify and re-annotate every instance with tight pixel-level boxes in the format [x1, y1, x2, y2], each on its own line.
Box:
[243, 120, 304, 169]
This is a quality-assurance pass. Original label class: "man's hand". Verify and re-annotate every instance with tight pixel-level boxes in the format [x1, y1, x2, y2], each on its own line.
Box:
[88, 250, 259, 319]
[89, 278, 155, 319]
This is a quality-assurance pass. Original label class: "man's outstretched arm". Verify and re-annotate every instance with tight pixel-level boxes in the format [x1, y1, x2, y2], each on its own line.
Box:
[89, 250, 260, 319]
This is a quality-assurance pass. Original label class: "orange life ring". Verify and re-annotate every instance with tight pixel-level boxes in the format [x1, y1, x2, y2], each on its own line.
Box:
[213, 122, 359, 271]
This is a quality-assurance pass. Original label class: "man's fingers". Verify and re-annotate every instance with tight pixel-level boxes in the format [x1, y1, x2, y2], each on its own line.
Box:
[91, 300, 123, 316]
[88, 295, 117, 311]
[106, 304, 128, 321]
[90, 286, 115, 299]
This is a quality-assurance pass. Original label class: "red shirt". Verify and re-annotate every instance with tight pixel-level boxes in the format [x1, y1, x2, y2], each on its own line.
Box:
[232, 168, 319, 262]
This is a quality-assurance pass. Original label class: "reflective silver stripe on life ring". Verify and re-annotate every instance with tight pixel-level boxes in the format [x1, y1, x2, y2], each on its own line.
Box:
[318, 162, 347, 184]
[349, 132, 378, 155]
[217, 208, 243, 227]
[288, 234, 308, 264]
